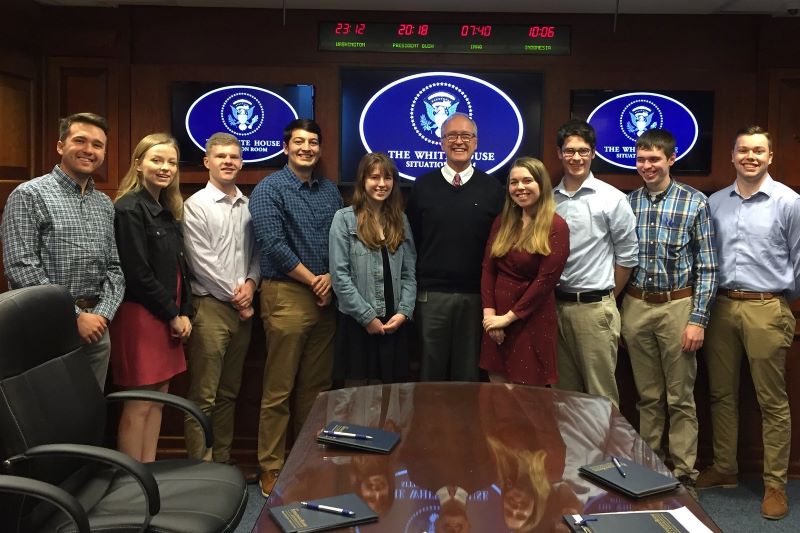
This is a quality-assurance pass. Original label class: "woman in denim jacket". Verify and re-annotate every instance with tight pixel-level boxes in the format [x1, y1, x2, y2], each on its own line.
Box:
[329, 153, 416, 384]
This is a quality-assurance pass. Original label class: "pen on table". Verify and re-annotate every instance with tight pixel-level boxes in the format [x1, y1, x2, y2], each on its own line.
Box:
[611, 456, 627, 478]
[321, 429, 373, 440]
[301, 501, 356, 517]
[575, 516, 598, 532]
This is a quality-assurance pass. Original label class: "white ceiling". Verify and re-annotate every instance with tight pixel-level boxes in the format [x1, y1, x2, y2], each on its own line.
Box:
[30, 0, 800, 16]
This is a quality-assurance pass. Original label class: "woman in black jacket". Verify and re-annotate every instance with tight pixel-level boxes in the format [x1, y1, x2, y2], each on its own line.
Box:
[111, 132, 192, 462]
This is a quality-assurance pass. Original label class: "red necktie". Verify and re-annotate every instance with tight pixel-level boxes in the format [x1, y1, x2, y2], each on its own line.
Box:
[453, 173, 462, 187]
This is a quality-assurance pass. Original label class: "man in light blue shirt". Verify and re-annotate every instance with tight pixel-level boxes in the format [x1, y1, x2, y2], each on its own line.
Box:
[696, 126, 800, 521]
[552, 119, 639, 407]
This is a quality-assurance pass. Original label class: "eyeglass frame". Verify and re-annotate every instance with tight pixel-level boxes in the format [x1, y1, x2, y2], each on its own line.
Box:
[442, 132, 477, 143]
[561, 147, 593, 157]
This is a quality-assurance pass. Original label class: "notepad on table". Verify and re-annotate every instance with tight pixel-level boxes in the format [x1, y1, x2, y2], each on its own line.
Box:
[316, 421, 400, 454]
[268, 492, 378, 533]
[578, 458, 680, 498]
[563, 506, 712, 533]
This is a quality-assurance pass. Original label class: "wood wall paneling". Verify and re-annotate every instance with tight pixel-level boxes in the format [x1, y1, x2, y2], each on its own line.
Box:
[0, 72, 35, 293]
[767, 70, 800, 182]
[0, 73, 34, 182]
[45, 59, 124, 190]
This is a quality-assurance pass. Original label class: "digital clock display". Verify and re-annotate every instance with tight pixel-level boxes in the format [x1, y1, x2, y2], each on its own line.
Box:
[334, 22, 365, 35]
[319, 22, 570, 55]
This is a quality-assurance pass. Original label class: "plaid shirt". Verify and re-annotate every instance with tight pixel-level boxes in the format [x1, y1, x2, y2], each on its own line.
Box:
[1, 165, 125, 320]
[628, 180, 718, 327]
[249, 165, 342, 280]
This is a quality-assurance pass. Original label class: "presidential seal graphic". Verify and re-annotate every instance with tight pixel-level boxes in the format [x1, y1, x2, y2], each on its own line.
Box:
[410, 82, 473, 145]
[221, 92, 265, 136]
[619, 99, 663, 141]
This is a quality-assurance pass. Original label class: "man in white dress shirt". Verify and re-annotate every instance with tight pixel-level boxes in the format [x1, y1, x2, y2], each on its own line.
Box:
[182, 133, 260, 474]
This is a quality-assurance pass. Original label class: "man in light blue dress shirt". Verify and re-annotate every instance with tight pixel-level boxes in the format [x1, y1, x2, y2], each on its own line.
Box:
[552, 119, 639, 407]
[696, 126, 800, 521]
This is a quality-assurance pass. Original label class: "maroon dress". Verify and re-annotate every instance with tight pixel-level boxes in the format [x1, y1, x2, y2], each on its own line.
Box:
[110, 273, 186, 387]
[479, 214, 569, 385]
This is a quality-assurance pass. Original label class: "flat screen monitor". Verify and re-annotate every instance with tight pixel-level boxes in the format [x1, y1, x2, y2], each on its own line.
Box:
[340, 68, 544, 183]
[570, 90, 714, 175]
[171, 82, 314, 166]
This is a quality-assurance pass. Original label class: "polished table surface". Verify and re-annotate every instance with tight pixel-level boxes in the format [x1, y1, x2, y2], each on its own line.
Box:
[253, 382, 721, 532]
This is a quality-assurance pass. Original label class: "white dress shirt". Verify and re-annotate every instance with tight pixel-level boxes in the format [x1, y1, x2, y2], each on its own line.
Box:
[440, 163, 474, 186]
[183, 182, 260, 300]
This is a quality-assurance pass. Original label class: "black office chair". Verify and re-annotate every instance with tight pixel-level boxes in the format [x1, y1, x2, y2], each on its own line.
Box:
[0, 285, 247, 532]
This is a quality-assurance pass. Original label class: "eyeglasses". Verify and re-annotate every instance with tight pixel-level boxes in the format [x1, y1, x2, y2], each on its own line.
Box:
[443, 132, 476, 143]
[562, 147, 592, 157]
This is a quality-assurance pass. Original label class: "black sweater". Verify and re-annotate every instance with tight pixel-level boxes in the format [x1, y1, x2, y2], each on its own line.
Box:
[406, 168, 505, 293]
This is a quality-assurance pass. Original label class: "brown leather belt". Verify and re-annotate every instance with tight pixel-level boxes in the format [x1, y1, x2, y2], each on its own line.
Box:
[720, 289, 777, 300]
[626, 286, 693, 304]
[75, 297, 99, 310]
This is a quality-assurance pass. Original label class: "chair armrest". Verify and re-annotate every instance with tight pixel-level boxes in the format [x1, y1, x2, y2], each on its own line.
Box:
[4, 443, 160, 518]
[0, 474, 90, 533]
[106, 390, 213, 448]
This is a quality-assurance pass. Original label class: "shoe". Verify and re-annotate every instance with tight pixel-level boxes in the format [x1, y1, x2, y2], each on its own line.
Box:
[762, 486, 788, 520]
[696, 466, 738, 489]
[225, 458, 259, 484]
[677, 475, 698, 501]
[259, 469, 280, 498]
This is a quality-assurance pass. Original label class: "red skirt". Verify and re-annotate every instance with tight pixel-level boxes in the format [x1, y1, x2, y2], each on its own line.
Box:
[110, 301, 186, 387]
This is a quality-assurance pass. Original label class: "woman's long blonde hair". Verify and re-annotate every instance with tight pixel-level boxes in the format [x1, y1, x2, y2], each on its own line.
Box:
[487, 435, 552, 531]
[116, 133, 183, 220]
[490, 157, 555, 258]
[351, 152, 405, 252]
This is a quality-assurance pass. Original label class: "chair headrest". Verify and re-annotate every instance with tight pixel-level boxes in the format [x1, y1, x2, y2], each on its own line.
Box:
[0, 285, 82, 379]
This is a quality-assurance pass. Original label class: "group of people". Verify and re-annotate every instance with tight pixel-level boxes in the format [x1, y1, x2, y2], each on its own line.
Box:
[1, 111, 797, 522]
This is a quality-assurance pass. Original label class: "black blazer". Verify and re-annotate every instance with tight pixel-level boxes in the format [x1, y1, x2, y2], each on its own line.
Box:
[114, 189, 192, 322]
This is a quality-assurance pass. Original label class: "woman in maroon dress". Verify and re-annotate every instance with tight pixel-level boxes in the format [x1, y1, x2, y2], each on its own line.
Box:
[480, 157, 569, 385]
[111, 133, 193, 462]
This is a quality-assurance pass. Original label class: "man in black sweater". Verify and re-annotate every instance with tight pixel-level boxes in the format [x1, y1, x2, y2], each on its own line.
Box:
[406, 113, 505, 381]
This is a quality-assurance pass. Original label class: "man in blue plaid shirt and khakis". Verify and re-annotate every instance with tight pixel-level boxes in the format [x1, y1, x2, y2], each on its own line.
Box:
[249, 118, 342, 498]
[621, 128, 718, 499]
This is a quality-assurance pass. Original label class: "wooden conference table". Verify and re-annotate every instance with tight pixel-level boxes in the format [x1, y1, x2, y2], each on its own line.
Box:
[253, 382, 721, 532]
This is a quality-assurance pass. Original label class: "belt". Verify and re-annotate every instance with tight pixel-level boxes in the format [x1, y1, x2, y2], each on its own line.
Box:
[626, 286, 693, 304]
[75, 297, 99, 310]
[555, 289, 612, 304]
[720, 289, 777, 301]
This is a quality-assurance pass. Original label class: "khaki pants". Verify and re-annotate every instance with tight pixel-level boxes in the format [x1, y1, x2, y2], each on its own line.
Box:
[184, 295, 252, 462]
[554, 294, 620, 407]
[257, 280, 335, 473]
[704, 295, 795, 488]
[621, 294, 698, 478]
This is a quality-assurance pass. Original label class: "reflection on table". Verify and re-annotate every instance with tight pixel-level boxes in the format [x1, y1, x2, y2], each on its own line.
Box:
[253, 382, 721, 532]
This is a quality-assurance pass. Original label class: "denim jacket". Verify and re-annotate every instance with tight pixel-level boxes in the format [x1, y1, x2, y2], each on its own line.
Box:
[329, 206, 417, 326]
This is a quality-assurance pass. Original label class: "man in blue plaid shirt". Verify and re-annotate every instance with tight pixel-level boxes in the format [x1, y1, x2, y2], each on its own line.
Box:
[620, 128, 718, 498]
[1, 112, 124, 389]
[249, 118, 342, 497]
